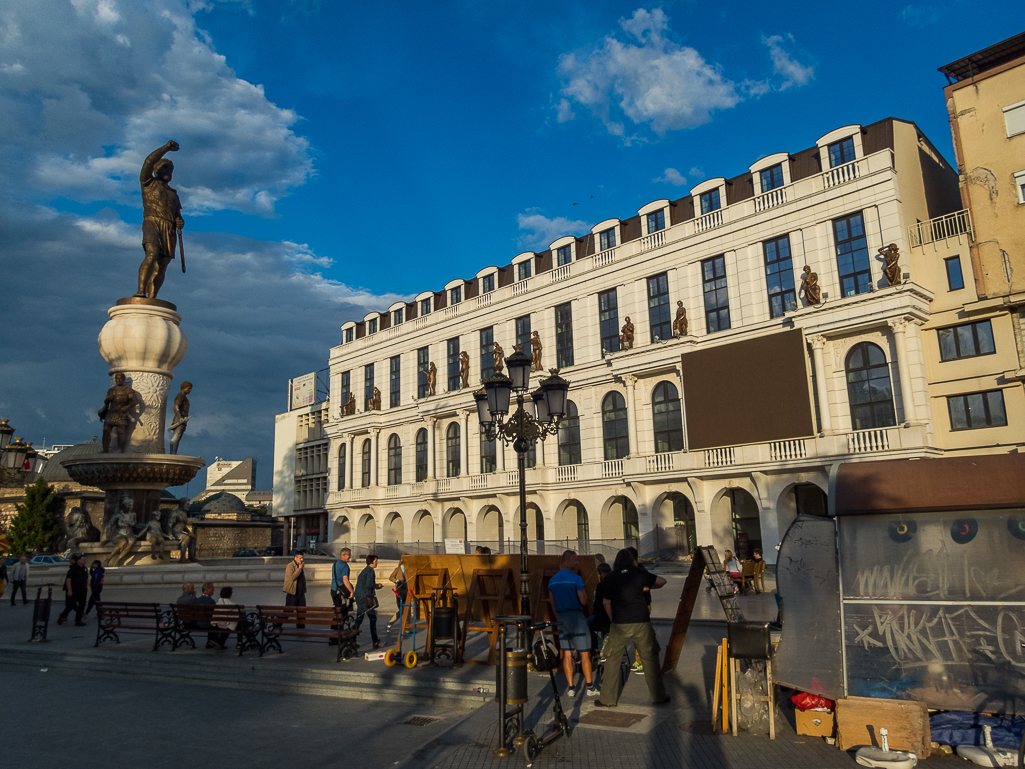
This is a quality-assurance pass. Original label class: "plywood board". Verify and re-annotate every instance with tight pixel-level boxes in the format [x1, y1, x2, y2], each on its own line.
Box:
[835, 696, 931, 759]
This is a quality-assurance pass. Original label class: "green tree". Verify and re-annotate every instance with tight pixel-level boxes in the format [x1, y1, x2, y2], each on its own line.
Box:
[8, 479, 62, 555]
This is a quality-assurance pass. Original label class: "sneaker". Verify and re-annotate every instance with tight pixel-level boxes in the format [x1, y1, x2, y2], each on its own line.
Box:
[586, 686, 599, 697]
[631, 661, 644, 675]
[372, 641, 382, 649]
[566, 688, 576, 698]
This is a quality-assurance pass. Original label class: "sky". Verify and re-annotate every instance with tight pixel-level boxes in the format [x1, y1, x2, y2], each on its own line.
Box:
[0, 0, 1020, 493]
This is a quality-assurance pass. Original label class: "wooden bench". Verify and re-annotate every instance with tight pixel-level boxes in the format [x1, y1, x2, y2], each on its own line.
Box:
[94, 602, 174, 651]
[169, 603, 260, 655]
[256, 605, 358, 662]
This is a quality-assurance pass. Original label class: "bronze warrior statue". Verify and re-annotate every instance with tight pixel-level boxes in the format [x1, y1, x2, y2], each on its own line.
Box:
[531, 331, 543, 370]
[163, 497, 193, 562]
[99, 373, 138, 453]
[800, 265, 821, 305]
[168, 381, 192, 455]
[458, 352, 470, 389]
[493, 342, 504, 374]
[135, 141, 185, 300]
[673, 302, 688, 337]
[619, 317, 634, 350]
[880, 244, 902, 286]
[343, 393, 356, 416]
[369, 386, 381, 411]
[427, 362, 437, 397]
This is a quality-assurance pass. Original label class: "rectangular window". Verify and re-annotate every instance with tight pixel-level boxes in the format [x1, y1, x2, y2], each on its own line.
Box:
[556, 245, 572, 266]
[938, 320, 996, 362]
[389, 355, 401, 408]
[480, 327, 494, 381]
[833, 212, 872, 297]
[647, 272, 672, 342]
[420, 297, 431, 316]
[764, 234, 796, 319]
[344, 328, 354, 344]
[480, 436, 496, 474]
[517, 261, 532, 281]
[363, 363, 375, 408]
[702, 256, 731, 333]
[450, 286, 461, 305]
[598, 289, 620, 354]
[599, 228, 617, 252]
[367, 318, 378, 335]
[646, 209, 665, 233]
[340, 371, 350, 410]
[417, 347, 430, 398]
[392, 308, 403, 326]
[947, 390, 1007, 431]
[1015, 170, 1025, 204]
[828, 136, 856, 167]
[699, 189, 721, 215]
[515, 315, 531, 349]
[945, 257, 965, 290]
[446, 338, 460, 392]
[759, 164, 784, 192]
[481, 274, 495, 293]
[555, 302, 574, 368]
[1004, 100, 1025, 137]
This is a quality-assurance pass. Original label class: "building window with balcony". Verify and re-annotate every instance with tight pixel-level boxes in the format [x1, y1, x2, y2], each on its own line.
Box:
[337, 444, 346, 491]
[515, 315, 531, 349]
[361, 439, 372, 488]
[845, 342, 896, 430]
[646, 209, 665, 233]
[948, 390, 1007, 431]
[647, 272, 672, 342]
[944, 256, 965, 291]
[558, 401, 581, 466]
[344, 327, 354, 344]
[702, 256, 731, 332]
[480, 327, 494, 380]
[699, 189, 721, 215]
[599, 228, 617, 252]
[386, 434, 402, 485]
[420, 297, 432, 316]
[393, 308, 404, 326]
[446, 338, 460, 391]
[939, 320, 995, 362]
[517, 261, 532, 282]
[481, 274, 495, 293]
[367, 318, 378, 335]
[598, 289, 620, 354]
[389, 355, 401, 408]
[415, 428, 428, 482]
[764, 234, 796, 319]
[450, 286, 462, 305]
[446, 423, 460, 477]
[834, 212, 872, 297]
[760, 164, 784, 192]
[828, 136, 856, 167]
[602, 392, 629, 461]
[652, 381, 684, 453]
[363, 363, 375, 409]
[480, 435, 497, 474]
[556, 245, 572, 266]
[555, 302, 574, 367]
[417, 347, 430, 398]
[340, 371, 350, 413]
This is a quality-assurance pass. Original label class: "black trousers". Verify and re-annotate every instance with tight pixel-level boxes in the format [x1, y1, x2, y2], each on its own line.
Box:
[10, 580, 27, 605]
[59, 591, 87, 624]
[86, 587, 103, 615]
[285, 591, 306, 628]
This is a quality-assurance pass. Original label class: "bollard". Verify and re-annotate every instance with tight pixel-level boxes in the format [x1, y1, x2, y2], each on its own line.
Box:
[428, 587, 460, 667]
[30, 585, 53, 642]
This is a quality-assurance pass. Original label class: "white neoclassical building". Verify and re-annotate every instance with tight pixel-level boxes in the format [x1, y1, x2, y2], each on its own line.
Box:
[273, 117, 1024, 562]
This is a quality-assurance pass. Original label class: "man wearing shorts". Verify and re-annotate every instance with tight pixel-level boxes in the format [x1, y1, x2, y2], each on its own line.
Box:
[547, 550, 597, 697]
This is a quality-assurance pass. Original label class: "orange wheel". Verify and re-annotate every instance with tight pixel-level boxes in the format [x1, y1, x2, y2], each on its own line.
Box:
[384, 649, 399, 667]
[404, 650, 418, 668]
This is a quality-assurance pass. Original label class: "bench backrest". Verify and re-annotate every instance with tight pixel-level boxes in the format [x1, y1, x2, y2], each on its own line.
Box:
[256, 605, 341, 627]
[172, 604, 245, 623]
[95, 602, 162, 622]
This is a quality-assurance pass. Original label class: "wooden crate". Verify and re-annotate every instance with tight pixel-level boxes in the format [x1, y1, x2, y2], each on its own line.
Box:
[795, 709, 835, 738]
[835, 696, 931, 759]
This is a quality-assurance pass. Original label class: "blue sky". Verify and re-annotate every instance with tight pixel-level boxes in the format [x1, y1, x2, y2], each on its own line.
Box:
[0, 0, 1019, 491]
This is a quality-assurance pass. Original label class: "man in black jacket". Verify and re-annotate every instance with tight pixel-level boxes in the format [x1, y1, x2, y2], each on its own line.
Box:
[56, 554, 89, 626]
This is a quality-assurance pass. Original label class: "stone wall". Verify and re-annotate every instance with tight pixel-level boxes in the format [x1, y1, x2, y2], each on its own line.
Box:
[194, 520, 281, 559]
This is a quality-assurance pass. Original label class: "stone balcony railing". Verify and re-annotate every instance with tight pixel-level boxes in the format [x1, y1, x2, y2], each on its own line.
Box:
[325, 422, 933, 507]
[333, 150, 896, 357]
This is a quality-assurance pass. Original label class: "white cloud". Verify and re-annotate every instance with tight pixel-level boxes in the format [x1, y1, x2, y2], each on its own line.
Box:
[516, 210, 589, 250]
[899, 5, 940, 26]
[555, 98, 576, 123]
[653, 167, 687, 186]
[761, 34, 815, 91]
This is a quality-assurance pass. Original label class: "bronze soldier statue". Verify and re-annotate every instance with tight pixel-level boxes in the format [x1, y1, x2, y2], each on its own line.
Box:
[620, 317, 635, 350]
[135, 140, 184, 300]
[493, 342, 504, 374]
[800, 266, 821, 305]
[530, 331, 543, 370]
[673, 302, 688, 337]
[880, 244, 902, 286]
[427, 362, 437, 396]
[99, 373, 138, 453]
[168, 381, 192, 455]
[458, 351, 470, 389]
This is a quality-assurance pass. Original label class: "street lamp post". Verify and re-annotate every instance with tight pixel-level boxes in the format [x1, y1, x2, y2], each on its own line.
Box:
[475, 346, 569, 649]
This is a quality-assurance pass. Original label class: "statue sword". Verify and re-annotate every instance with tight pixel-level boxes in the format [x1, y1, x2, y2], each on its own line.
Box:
[178, 228, 186, 273]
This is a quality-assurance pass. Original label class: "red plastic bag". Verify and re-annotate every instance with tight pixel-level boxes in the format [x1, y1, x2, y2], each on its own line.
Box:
[791, 692, 835, 712]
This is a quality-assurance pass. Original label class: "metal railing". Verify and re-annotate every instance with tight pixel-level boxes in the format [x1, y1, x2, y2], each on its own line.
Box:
[330, 537, 640, 560]
[907, 209, 973, 248]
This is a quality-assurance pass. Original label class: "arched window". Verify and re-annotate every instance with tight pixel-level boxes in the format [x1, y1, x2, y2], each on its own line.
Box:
[652, 381, 684, 453]
[361, 439, 372, 488]
[845, 342, 896, 430]
[480, 435, 497, 474]
[415, 428, 428, 482]
[446, 423, 461, 477]
[558, 401, 580, 466]
[387, 434, 402, 486]
[337, 443, 346, 491]
[602, 392, 629, 461]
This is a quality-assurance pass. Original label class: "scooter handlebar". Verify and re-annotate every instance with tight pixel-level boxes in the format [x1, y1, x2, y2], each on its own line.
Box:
[531, 621, 552, 631]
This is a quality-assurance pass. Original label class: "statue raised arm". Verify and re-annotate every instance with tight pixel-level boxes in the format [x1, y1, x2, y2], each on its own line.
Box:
[135, 141, 184, 300]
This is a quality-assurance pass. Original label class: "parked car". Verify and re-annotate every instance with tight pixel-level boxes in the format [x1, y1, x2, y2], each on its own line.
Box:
[4, 555, 22, 568]
[231, 548, 261, 558]
[287, 547, 332, 558]
[28, 555, 68, 565]
[264, 546, 283, 556]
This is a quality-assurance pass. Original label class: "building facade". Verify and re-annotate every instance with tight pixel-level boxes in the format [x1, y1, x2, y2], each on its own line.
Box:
[274, 117, 1024, 562]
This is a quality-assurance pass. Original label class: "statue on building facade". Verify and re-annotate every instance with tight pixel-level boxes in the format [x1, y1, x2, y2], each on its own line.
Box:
[493, 341, 504, 374]
[342, 393, 356, 416]
[619, 317, 634, 350]
[98, 373, 138, 453]
[458, 351, 470, 389]
[531, 331, 543, 370]
[800, 265, 821, 305]
[673, 302, 688, 337]
[880, 244, 903, 286]
[427, 362, 437, 396]
[368, 386, 381, 411]
[167, 381, 192, 455]
[135, 141, 185, 300]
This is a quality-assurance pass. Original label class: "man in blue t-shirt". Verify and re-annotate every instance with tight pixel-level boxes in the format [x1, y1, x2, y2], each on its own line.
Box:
[331, 548, 354, 615]
[547, 550, 596, 697]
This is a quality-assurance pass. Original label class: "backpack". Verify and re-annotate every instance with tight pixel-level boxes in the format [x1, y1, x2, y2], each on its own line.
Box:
[532, 634, 559, 672]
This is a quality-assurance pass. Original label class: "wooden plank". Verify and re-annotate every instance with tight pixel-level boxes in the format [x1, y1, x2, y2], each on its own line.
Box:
[721, 641, 728, 733]
[661, 547, 708, 673]
[711, 641, 723, 731]
[835, 696, 931, 759]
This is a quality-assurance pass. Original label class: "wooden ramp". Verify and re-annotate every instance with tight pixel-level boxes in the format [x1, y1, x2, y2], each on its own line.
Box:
[458, 568, 518, 665]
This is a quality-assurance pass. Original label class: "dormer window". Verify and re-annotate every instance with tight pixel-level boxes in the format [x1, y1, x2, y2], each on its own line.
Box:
[828, 137, 856, 168]
[420, 297, 431, 315]
[392, 308, 404, 326]
[599, 228, 616, 252]
[367, 318, 378, 335]
[517, 261, 532, 281]
[556, 245, 572, 266]
[450, 286, 462, 304]
[481, 274, 495, 293]
[344, 327, 354, 344]
[699, 189, 721, 215]
[646, 210, 665, 233]
[760, 164, 784, 192]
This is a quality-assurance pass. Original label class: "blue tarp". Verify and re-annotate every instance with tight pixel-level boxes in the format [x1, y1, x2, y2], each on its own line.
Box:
[929, 711, 1025, 750]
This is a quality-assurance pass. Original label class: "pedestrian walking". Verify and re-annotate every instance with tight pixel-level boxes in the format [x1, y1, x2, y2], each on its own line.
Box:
[354, 554, 382, 649]
[0, 557, 7, 599]
[56, 554, 89, 626]
[9, 556, 28, 605]
[330, 548, 354, 613]
[548, 550, 597, 697]
[386, 561, 407, 631]
[596, 549, 670, 708]
[84, 560, 105, 617]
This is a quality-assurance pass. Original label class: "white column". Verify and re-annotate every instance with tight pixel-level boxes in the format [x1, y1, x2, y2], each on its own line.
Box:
[808, 336, 833, 434]
[623, 374, 638, 456]
[888, 317, 918, 423]
[459, 410, 469, 476]
[370, 428, 380, 486]
[426, 418, 436, 480]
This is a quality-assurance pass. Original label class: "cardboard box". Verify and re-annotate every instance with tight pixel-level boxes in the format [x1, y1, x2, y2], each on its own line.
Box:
[796, 709, 835, 738]
[364, 651, 387, 661]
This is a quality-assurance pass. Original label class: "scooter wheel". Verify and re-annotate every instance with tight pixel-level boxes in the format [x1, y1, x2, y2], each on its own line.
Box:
[522, 731, 540, 765]
[404, 650, 418, 668]
[384, 649, 399, 667]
